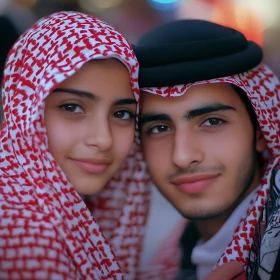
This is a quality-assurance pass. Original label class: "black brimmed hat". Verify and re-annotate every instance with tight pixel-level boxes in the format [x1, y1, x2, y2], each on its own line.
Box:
[134, 20, 262, 88]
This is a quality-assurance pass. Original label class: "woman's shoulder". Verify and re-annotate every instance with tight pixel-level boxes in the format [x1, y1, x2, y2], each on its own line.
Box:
[0, 201, 80, 279]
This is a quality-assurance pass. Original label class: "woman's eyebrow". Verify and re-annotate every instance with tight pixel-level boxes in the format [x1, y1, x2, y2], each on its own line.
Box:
[53, 88, 136, 106]
[113, 98, 137, 106]
[53, 88, 99, 101]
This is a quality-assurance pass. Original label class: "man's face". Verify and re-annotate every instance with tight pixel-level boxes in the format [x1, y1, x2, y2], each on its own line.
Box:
[44, 59, 136, 195]
[140, 83, 265, 219]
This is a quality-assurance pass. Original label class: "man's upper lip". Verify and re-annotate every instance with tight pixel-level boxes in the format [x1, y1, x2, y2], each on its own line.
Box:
[170, 173, 220, 185]
[71, 158, 111, 165]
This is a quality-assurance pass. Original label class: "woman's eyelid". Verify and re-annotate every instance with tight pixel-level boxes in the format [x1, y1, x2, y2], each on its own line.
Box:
[59, 103, 85, 113]
[115, 107, 136, 115]
[59, 99, 84, 108]
[117, 108, 135, 114]
[116, 109, 134, 115]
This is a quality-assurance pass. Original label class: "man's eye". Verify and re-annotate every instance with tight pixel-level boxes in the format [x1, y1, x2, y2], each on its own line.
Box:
[113, 110, 134, 120]
[202, 118, 225, 126]
[147, 125, 171, 134]
[60, 104, 84, 113]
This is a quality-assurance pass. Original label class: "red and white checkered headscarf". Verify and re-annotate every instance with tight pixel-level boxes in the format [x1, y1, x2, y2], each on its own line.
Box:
[0, 11, 150, 279]
[141, 64, 280, 279]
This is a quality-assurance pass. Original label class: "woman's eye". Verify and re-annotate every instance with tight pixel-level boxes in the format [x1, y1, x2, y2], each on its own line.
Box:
[202, 118, 225, 126]
[60, 104, 84, 113]
[113, 110, 134, 120]
[147, 125, 171, 134]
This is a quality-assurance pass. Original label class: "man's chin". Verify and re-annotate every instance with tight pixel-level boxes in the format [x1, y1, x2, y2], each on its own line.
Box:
[178, 206, 228, 221]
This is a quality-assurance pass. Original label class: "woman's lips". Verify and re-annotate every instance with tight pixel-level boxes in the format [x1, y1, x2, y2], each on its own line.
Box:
[170, 174, 220, 194]
[71, 158, 111, 174]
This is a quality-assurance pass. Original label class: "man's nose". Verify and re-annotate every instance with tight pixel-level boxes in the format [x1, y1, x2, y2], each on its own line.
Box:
[172, 128, 204, 169]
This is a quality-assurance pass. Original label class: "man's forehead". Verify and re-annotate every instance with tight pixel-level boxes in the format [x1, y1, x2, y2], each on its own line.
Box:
[141, 83, 239, 110]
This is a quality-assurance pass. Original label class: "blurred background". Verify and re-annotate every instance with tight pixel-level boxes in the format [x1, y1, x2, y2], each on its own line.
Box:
[2, 0, 279, 64]
[1, 0, 280, 118]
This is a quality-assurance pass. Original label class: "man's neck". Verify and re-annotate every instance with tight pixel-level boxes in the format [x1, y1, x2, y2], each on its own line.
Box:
[195, 180, 261, 241]
[195, 207, 234, 241]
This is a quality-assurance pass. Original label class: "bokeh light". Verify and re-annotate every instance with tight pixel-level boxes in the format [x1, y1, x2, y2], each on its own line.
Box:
[148, 0, 183, 11]
[79, 0, 123, 12]
[15, 0, 38, 8]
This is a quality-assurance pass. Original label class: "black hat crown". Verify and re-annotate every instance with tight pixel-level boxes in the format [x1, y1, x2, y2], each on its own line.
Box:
[134, 20, 262, 87]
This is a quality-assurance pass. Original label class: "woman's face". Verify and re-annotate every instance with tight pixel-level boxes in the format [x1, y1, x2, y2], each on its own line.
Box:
[44, 59, 136, 195]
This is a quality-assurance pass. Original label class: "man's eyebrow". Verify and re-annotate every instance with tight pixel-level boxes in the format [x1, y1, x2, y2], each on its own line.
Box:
[184, 103, 236, 120]
[113, 98, 137, 106]
[139, 113, 171, 126]
[53, 88, 98, 101]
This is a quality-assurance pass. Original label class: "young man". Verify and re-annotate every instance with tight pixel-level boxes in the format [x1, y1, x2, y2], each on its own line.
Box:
[135, 20, 280, 279]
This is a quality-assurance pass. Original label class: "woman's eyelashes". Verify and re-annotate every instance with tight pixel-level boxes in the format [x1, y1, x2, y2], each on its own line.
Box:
[58, 102, 135, 121]
[59, 103, 84, 113]
[113, 110, 135, 120]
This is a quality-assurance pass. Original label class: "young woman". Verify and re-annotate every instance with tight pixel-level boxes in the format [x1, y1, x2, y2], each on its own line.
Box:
[0, 11, 149, 279]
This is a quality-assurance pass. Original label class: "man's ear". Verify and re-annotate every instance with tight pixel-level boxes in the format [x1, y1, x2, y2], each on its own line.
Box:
[256, 126, 267, 152]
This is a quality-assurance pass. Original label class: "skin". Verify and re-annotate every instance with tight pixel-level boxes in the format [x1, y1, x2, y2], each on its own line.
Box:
[140, 83, 266, 240]
[44, 58, 137, 195]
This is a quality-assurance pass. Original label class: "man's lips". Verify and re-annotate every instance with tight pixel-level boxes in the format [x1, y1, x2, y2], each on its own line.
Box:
[170, 173, 220, 194]
[70, 158, 111, 174]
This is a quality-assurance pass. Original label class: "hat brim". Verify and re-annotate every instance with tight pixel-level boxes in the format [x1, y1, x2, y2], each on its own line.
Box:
[134, 41, 262, 88]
